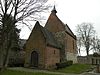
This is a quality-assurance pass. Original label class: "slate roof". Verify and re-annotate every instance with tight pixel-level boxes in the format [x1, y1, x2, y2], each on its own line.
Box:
[40, 25, 61, 49]
[65, 24, 76, 39]
[28, 21, 61, 49]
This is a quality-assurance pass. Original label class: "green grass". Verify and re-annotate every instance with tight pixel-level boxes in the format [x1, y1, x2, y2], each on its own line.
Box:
[0, 64, 93, 75]
[54, 64, 92, 74]
[0, 70, 58, 75]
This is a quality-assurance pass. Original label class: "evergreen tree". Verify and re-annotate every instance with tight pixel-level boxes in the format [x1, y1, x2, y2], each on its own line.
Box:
[0, 14, 20, 69]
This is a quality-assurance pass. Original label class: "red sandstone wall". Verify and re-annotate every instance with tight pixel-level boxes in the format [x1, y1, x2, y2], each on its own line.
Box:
[45, 46, 60, 69]
[65, 33, 77, 53]
[24, 25, 46, 68]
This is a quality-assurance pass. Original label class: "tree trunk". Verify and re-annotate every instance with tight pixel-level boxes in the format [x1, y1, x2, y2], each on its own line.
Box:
[0, 47, 3, 71]
[2, 31, 12, 70]
[3, 48, 10, 69]
[86, 49, 89, 56]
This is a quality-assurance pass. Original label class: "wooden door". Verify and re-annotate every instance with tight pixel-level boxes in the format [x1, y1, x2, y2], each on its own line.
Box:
[31, 51, 38, 67]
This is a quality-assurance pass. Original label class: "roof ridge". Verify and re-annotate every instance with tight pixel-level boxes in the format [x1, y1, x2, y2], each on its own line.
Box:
[65, 24, 74, 35]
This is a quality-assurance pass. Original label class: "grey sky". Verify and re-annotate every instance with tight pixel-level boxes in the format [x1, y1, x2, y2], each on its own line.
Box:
[54, 0, 100, 36]
[20, 0, 100, 40]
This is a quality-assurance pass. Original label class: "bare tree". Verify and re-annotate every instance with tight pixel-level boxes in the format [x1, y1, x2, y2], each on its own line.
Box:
[0, 0, 49, 70]
[91, 37, 100, 53]
[77, 37, 82, 56]
[76, 23, 95, 56]
[0, 0, 49, 27]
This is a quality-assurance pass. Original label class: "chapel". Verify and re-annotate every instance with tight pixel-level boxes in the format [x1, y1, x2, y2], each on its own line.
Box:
[24, 6, 77, 69]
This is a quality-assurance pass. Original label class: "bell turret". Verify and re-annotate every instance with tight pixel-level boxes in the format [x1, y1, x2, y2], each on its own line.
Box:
[51, 5, 57, 14]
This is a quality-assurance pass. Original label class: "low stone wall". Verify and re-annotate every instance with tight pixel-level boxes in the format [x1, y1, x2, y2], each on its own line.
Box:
[77, 56, 88, 64]
[77, 56, 100, 65]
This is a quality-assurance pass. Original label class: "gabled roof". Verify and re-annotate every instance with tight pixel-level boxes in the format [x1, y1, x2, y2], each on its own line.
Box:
[40, 25, 61, 49]
[45, 7, 76, 39]
[28, 21, 61, 49]
[45, 10, 65, 33]
[65, 24, 76, 39]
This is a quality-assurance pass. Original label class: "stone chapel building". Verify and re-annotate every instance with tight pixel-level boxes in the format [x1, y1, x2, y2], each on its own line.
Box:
[24, 7, 77, 69]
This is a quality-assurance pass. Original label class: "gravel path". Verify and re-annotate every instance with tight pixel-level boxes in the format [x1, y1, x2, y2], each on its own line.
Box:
[81, 72, 100, 75]
[8, 67, 100, 75]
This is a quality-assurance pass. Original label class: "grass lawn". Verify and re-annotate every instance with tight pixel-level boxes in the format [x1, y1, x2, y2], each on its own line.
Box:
[0, 64, 93, 75]
[0, 70, 58, 75]
[54, 64, 93, 74]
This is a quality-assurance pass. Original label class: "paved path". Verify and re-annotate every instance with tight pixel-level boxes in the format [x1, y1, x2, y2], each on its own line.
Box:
[8, 67, 100, 75]
[81, 72, 100, 75]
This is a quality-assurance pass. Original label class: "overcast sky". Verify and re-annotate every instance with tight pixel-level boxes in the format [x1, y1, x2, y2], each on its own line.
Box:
[20, 0, 100, 39]
[50, 0, 100, 36]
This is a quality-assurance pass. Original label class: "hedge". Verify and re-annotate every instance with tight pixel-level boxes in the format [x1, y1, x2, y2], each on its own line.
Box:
[56, 60, 73, 69]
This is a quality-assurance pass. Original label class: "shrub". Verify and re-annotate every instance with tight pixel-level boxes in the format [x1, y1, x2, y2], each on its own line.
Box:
[66, 60, 73, 66]
[56, 60, 73, 69]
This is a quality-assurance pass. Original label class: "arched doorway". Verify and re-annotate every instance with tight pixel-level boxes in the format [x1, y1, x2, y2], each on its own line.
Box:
[31, 51, 38, 67]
